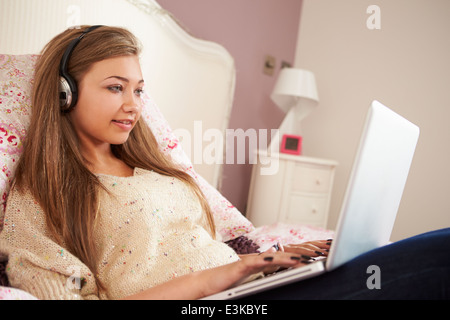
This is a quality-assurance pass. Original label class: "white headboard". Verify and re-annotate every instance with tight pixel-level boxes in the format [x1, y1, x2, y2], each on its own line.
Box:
[0, 0, 235, 189]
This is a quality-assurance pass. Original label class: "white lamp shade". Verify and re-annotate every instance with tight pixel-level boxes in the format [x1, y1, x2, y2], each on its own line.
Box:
[271, 68, 319, 114]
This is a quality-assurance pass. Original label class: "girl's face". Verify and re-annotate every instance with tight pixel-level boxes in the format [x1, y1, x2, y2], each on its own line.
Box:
[70, 55, 144, 153]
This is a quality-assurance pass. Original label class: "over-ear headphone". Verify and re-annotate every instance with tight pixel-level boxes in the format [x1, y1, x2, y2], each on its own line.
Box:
[59, 25, 103, 112]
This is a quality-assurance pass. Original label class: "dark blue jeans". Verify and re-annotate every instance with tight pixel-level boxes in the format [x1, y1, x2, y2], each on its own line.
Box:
[247, 228, 450, 299]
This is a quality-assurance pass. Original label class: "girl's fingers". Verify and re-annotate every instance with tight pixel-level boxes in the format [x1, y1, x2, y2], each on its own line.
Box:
[283, 239, 332, 257]
[240, 251, 310, 275]
[258, 252, 311, 272]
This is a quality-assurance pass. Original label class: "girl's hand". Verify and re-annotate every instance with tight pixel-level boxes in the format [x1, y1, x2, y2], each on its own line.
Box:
[124, 251, 307, 300]
[250, 239, 332, 274]
[238, 250, 309, 275]
[125, 241, 332, 300]
[283, 239, 332, 258]
[205, 251, 308, 294]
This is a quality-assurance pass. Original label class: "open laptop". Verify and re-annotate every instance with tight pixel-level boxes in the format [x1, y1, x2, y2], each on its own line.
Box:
[203, 100, 420, 300]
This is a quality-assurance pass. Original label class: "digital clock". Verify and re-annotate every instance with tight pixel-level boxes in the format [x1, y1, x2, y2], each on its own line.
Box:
[280, 134, 302, 155]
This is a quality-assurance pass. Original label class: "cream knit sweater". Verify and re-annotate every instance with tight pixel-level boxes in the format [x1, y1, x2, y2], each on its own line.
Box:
[0, 168, 239, 299]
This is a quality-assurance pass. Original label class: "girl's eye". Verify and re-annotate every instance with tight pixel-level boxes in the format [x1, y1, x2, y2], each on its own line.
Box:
[107, 85, 123, 93]
[135, 88, 145, 97]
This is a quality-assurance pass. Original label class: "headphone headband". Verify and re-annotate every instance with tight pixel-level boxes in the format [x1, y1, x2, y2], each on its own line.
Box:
[59, 25, 104, 112]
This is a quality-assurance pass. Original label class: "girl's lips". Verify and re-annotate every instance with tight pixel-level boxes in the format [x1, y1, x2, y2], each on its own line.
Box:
[112, 119, 133, 130]
[113, 119, 132, 125]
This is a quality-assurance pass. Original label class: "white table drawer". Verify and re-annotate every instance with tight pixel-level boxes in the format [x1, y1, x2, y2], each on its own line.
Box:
[290, 164, 333, 194]
[246, 152, 337, 228]
[285, 194, 328, 226]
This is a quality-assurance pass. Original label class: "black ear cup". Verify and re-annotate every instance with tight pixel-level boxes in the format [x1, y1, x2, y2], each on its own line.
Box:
[58, 25, 103, 112]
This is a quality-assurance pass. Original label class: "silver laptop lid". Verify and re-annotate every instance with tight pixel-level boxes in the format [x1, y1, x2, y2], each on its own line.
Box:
[326, 100, 420, 270]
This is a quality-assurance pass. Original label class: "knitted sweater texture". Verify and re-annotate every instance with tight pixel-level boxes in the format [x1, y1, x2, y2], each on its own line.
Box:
[0, 168, 239, 299]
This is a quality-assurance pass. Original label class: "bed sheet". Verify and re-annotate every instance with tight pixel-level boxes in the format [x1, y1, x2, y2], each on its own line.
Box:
[0, 286, 37, 300]
[248, 222, 334, 252]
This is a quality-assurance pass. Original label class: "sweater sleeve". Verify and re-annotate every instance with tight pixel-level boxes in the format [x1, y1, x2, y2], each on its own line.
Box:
[0, 186, 100, 300]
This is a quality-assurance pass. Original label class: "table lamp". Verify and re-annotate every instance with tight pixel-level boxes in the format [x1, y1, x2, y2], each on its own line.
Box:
[268, 68, 319, 154]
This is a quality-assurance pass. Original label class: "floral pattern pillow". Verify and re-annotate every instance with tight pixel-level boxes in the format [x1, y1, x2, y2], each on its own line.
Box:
[0, 55, 37, 225]
[0, 54, 254, 241]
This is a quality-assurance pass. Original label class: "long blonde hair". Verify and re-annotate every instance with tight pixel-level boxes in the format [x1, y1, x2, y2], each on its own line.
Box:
[14, 26, 216, 285]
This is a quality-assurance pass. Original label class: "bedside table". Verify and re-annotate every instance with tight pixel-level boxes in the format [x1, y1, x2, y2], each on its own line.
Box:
[246, 151, 338, 228]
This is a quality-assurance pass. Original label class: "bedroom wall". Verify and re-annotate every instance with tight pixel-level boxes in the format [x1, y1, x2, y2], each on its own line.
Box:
[295, 0, 450, 241]
[157, 0, 303, 213]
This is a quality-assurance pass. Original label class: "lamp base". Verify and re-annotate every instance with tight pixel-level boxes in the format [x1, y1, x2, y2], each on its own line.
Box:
[268, 106, 309, 153]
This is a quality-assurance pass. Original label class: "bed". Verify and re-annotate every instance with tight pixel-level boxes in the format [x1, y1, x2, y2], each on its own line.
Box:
[0, 0, 333, 300]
